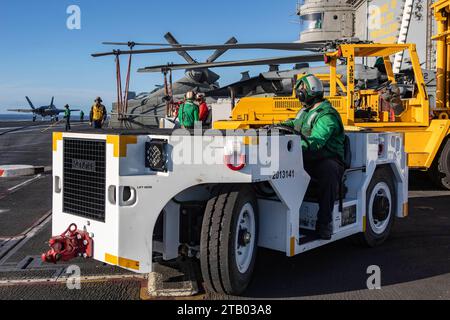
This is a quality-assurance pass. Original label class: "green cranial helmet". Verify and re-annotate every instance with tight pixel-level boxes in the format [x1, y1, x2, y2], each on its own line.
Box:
[374, 57, 384, 68]
[295, 74, 324, 105]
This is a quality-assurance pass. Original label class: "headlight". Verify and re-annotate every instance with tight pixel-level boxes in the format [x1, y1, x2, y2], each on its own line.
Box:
[145, 139, 168, 172]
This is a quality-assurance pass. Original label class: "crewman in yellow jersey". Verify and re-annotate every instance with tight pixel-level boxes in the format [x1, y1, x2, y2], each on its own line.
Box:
[89, 97, 107, 129]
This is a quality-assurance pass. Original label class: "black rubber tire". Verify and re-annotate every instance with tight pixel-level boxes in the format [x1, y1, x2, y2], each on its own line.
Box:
[200, 184, 259, 295]
[429, 138, 450, 190]
[355, 167, 396, 247]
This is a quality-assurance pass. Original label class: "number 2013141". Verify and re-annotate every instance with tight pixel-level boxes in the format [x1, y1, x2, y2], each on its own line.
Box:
[272, 170, 295, 180]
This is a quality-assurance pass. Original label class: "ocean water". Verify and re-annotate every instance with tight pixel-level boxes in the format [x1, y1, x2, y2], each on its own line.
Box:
[0, 114, 35, 121]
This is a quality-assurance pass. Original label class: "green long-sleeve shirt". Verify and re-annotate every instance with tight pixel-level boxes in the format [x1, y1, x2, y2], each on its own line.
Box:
[64, 109, 71, 118]
[178, 100, 199, 128]
[283, 100, 345, 162]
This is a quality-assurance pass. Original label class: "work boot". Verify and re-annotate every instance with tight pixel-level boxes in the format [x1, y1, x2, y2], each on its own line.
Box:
[316, 223, 333, 240]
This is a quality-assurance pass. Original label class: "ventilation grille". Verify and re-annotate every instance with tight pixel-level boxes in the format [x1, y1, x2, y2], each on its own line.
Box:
[274, 99, 301, 109]
[63, 138, 106, 222]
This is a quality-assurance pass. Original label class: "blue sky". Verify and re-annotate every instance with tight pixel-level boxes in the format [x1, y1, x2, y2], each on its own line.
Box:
[0, 0, 303, 113]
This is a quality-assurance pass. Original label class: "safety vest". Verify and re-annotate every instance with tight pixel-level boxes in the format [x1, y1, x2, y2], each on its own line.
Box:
[289, 100, 345, 162]
[92, 104, 104, 121]
[178, 100, 199, 128]
[293, 101, 343, 137]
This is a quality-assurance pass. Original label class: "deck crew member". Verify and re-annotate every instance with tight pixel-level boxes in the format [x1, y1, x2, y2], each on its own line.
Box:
[283, 74, 345, 240]
[64, 104, 71, 131]
[89, 97, 107, 129]
[196, 93, 210, 125]
[178, 91, 199, 129]
[80, 110, 85, 123]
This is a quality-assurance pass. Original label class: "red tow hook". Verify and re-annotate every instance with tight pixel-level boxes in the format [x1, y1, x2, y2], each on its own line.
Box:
[41, 223, 93, 264]
[224, 154, 246, 171]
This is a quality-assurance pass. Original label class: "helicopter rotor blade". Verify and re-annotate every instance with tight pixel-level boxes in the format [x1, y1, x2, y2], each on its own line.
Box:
[92, 42, 325, 58]
[164, 32, 197, 64]
[102, 41, 200, 47]
[206, 37, 238, 63]
[137, 54, 324, 73]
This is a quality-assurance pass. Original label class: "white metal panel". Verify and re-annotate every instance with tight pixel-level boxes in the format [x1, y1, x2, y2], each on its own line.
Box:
[162, 201, 180, 261]
[257, 199, 286, 252]
[52, 132, 121, 269]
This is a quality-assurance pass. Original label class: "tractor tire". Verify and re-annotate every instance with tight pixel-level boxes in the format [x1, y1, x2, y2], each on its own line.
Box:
[200, 184, 258, 295]
[429, 138, 450, 190]
[355, 167, 396, 247]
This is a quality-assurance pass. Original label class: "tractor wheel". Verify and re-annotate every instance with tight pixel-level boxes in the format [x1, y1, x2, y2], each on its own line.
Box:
[200, 184, 258, 295]
[355, 167, 396, 247]
[429, 138, 450, 190]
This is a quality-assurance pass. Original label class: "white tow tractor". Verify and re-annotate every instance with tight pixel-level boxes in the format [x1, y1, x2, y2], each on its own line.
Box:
[45, 125, 408, 296]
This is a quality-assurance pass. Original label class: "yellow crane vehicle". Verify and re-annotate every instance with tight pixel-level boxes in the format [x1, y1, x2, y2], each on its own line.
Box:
[214, 0, 450, 190]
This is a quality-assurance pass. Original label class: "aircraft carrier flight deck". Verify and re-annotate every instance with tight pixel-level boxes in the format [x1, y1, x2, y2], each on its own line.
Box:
[0, 120, 449, 300]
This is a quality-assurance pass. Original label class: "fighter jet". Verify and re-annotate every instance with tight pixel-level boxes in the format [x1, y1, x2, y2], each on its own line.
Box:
[7, 96, 79, 122]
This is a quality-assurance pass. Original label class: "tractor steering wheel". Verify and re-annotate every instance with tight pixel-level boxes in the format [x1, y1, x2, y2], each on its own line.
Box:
[264, 124, 311, 149]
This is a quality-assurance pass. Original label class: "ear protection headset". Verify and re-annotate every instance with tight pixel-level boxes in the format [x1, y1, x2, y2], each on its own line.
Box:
[295, 74, 324, 106]
[297, 87, 311, 104]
